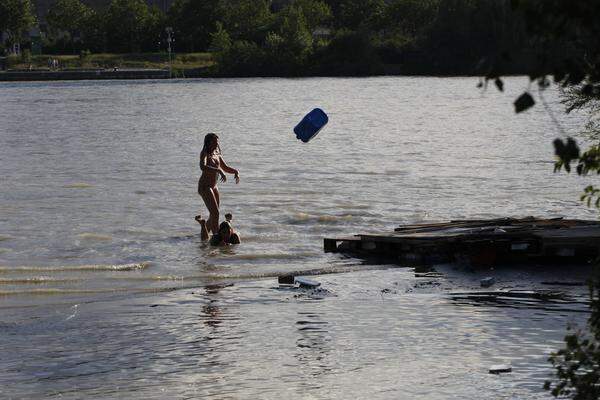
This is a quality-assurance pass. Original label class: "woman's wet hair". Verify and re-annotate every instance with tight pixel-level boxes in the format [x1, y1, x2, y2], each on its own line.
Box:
[202, 133, 221, 155]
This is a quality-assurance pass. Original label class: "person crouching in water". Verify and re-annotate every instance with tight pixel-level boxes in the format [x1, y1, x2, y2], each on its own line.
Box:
[196, 213, 240, 246]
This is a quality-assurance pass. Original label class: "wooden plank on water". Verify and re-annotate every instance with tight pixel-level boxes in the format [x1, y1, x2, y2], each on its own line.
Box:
[360, 229, 537, 242]
[325, 217, 600, 264]
[393, 217, 598, 233]
[533, 226, 600, 239]
[323, 236, 360, 252]
[393, 217, 538, 232]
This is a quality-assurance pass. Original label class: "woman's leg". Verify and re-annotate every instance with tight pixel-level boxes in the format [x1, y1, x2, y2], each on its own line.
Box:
[199, 187, 219, 234]
[213, 186, 220, 207]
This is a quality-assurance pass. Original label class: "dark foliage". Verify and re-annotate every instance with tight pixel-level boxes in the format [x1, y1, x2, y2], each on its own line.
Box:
[0, 0, 36, 49]
[167, 0, 221, 53]
[36, 0, 540, 77]
[311, 29, 383, 76]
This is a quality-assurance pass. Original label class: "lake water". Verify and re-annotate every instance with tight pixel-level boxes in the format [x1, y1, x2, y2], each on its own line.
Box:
[0, 77, 596, 398]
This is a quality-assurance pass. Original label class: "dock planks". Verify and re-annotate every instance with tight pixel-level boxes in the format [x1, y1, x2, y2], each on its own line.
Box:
[324, 217, 600, 266]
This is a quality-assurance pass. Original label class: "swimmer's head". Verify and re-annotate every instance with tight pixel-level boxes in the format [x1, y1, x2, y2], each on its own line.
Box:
[218, 221, 232, 239]
[225, 213, 232, 222]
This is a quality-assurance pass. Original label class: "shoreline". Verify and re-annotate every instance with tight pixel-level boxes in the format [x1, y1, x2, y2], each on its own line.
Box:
[0, 68, 171, 81]
[0, 68, 530, 82]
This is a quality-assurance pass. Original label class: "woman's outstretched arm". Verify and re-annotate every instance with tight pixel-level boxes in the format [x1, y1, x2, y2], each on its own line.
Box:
[219, 157, 240, 183]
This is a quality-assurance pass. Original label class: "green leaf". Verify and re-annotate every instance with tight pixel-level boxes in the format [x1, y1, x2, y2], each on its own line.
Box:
[565, 138, 580, 159]
[514, 92, 535, 113]
[494, 77, 504, 92]
[543, 381, 551, 390]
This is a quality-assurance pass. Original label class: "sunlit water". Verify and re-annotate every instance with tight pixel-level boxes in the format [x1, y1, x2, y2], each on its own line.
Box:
[0, 77, 595, 398]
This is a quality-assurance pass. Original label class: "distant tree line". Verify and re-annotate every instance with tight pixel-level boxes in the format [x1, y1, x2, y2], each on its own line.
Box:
[0, 0, 577, 76]
[0, 0, 37, 52]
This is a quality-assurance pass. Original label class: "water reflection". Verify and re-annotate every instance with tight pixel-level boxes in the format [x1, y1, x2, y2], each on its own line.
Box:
[201, 284, 236, 329]
[294, 311, 333, 385]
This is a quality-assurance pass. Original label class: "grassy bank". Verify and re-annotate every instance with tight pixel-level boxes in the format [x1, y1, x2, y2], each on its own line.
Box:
[1, 49, 531, 79]
[4, 52, 215, 72]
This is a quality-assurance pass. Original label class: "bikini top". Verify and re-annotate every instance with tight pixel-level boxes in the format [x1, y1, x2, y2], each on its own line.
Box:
[202, 151, 220, 169]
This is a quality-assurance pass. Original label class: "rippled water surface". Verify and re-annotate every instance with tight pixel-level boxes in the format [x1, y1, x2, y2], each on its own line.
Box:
[0, 77, 595, 398]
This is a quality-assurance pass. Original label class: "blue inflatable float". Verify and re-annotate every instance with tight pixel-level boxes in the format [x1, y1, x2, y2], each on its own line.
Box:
[294, 108, 328, 143]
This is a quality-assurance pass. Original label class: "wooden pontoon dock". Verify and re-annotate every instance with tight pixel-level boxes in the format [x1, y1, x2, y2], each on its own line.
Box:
[324, 217, 600, 266]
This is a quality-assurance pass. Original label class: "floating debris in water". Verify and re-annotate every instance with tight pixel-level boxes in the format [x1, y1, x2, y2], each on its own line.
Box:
[481, 277, 495, 288]
[295, 277, 320, 289]
[278, 275, 295, 285]
[277, 275, 320, 288]
[276, 275, 332, 299]
[489, 364, 512, 374]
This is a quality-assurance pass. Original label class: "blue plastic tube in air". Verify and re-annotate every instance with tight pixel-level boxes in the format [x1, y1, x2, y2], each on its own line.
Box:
[294, 108, 328, 143]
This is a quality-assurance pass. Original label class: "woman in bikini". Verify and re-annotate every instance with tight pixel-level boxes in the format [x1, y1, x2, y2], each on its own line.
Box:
[196, 133, 240, 234]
